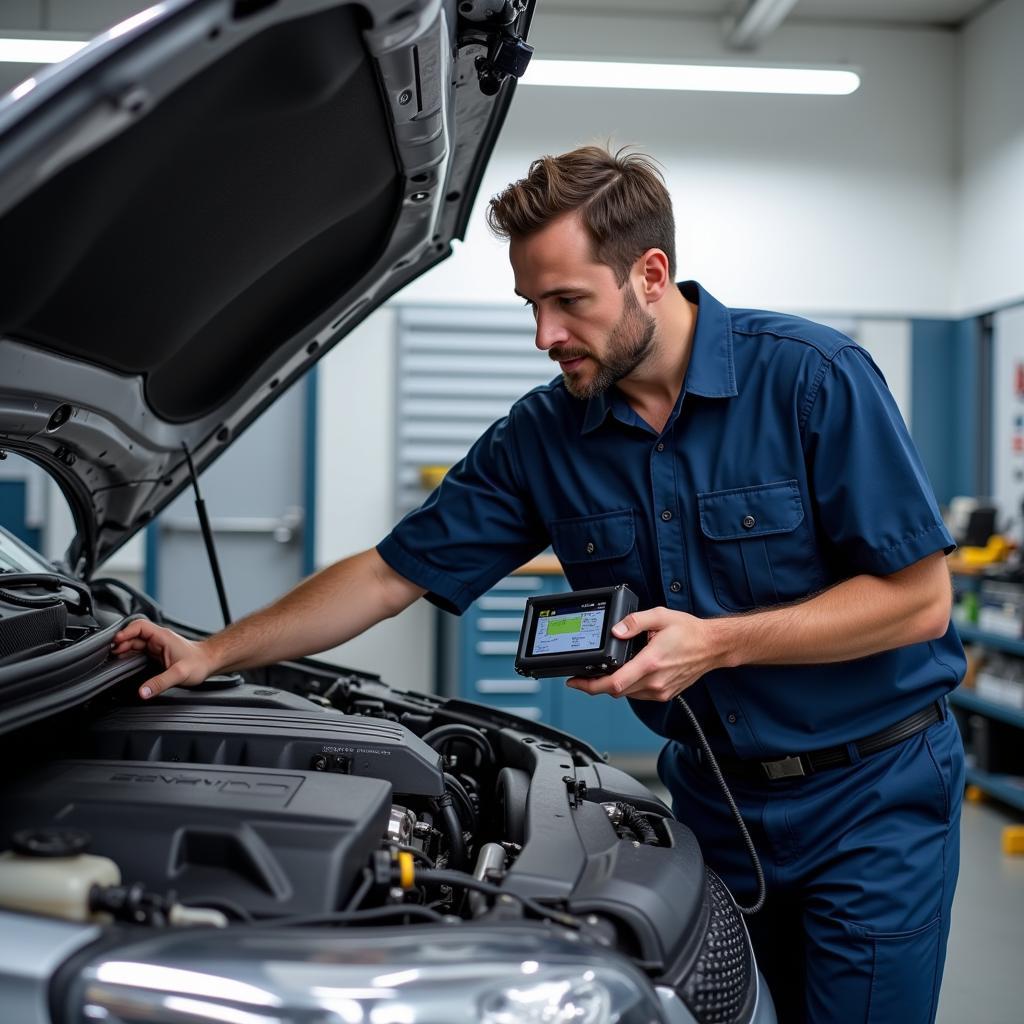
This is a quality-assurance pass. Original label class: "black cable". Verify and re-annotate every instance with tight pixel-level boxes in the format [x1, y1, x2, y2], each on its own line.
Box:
[411, 868, 581, 929]
[675, 695, 766, 916]
[0, 587, 64, 609]
[615, 801, 658, 845]
[390, 843, 435, 868]
[443, 772, 478, 833]
[264, 905, 447, 928]
[91, 577, 163, 623]
[422, 723, 496, 768]
[433, 793, 467, 871]
[0, 572, 92, 615]
[344, 868, 374, 912]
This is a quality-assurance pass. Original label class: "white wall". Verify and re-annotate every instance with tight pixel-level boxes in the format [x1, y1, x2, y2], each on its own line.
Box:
[855, 319, 913, 425]
[956, 0, 1024, 315]
[314, 309, 436, 691]
[404, 13, 959, 318]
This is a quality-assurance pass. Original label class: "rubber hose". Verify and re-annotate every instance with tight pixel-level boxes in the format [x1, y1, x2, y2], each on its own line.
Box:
[422, 723, 496, 768]
[435, 793, 467, 870]
[443, 772, 479, 833]
[616, 801, 658, 845]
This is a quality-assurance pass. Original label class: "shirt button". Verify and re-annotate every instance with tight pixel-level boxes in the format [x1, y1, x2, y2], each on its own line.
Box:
[661, 509, 673, 522]
[727, 713, 738, 725]
[669, 580, 682, 593]
[585, 540, 595, 554]
[655, 442, 665, 452]
[742, 515, 756, 530]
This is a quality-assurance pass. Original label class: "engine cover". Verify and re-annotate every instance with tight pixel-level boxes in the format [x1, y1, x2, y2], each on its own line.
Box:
[83, 705, 445, 796]
[0, 760, 391, 918]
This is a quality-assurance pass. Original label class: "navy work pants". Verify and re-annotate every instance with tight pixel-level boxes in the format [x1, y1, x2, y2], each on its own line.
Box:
[658, 707, 965, 1024]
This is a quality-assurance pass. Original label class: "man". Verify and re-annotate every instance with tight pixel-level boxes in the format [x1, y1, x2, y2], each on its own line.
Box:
[114, 146, 965, 1023]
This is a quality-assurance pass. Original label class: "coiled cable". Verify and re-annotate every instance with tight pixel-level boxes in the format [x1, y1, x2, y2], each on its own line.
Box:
[675, 695, 766, 916]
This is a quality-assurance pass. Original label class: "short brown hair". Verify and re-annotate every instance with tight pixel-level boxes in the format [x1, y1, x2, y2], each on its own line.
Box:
[486, 144, 676, 284]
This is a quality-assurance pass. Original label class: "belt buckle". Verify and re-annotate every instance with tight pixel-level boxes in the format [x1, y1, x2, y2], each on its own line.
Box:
[762, 755, 806, 780]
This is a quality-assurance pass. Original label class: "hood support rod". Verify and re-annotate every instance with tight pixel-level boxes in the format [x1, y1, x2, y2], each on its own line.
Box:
[182, 443, 232, 627]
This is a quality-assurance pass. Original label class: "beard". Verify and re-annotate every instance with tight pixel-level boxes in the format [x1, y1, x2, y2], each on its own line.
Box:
[551, 285, 657, 400]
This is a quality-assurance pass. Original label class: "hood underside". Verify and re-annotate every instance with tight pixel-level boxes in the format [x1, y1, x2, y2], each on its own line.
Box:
[0, 0, 533, 576]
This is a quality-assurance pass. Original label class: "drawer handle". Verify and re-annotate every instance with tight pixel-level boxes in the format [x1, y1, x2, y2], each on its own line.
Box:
[476, 641, 519, 656]
[477, 617, 525, 632]
[475, 678, 541, 694]
[478, 597, 529, 611]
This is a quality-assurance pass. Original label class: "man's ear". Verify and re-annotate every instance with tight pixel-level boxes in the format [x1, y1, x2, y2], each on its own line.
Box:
[635, 248, 671, 303]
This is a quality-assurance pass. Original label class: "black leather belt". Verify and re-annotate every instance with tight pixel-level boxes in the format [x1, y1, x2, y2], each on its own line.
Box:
[707, 701, 944, 782]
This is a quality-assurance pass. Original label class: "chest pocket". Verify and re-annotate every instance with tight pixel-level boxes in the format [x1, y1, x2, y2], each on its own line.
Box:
[698, 480, 822, 612]
[549, 509, 646, 593]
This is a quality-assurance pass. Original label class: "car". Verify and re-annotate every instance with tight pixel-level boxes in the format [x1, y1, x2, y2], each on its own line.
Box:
[0, 1, 775, 1022]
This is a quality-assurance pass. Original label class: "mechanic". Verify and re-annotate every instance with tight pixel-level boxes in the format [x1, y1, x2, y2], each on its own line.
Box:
[113, 145, 966, 1024]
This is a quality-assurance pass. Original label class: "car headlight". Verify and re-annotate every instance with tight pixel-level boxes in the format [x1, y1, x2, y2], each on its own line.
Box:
[478, 968, 613, 1024]
[61, 926, 666, 1024]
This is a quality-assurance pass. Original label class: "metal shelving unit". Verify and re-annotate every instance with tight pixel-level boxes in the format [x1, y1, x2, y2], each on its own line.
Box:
[965, 768, 1024, 813]
[955, 624, 1024, 657]
[949, 686, 1024, 730]
[951, 620, 1024, 810]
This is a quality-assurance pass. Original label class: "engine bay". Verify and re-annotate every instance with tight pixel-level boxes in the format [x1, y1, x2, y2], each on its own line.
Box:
[0, 583, 757, 1023]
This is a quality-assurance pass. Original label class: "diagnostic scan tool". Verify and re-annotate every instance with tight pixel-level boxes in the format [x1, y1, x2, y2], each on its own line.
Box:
[514, 584, 641, 679]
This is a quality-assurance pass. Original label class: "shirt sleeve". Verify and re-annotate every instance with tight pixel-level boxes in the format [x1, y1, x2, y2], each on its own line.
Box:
[376, 405, 547, 614]
[801, 344, 955, 576]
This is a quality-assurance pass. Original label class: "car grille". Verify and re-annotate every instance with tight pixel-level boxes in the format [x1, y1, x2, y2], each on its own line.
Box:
[681, 869, 754, 1024]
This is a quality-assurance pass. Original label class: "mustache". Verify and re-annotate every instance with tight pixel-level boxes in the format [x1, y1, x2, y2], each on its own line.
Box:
[549, 346, 589, 363]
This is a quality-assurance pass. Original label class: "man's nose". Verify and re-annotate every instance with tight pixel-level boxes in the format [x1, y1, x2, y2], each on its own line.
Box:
[534, 309, 568, 352]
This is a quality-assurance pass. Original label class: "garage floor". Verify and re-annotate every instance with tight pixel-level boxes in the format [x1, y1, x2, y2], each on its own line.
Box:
[627, 766, 1024, 1021]
[937, 800, 1024, 1024]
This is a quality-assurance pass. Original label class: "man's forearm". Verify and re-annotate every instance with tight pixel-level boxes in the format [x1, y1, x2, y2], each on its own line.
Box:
[708, 552, 952, 670]
[201, 548, 425, 673]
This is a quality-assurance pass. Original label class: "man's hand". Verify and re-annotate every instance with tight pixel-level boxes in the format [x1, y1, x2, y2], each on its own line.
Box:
[111, 619, 217, 700]
[566, 607, 722, 702]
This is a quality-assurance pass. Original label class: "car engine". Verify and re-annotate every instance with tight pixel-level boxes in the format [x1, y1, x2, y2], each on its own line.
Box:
[0, 599, 761, 1024]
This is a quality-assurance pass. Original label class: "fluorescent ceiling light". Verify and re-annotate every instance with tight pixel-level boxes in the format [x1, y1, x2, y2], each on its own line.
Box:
[522, 60, 860, 96]
[0, 38, 87, 64]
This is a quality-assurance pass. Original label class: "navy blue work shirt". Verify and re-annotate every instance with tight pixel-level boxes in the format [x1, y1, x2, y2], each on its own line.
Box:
[378, 281, 966, 758]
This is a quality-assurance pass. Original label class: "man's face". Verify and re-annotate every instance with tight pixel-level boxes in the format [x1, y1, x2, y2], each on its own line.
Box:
[510, 212, 657, 400]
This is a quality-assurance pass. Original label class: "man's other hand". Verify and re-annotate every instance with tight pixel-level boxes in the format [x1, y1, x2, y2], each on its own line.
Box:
[111, 619, 216, 700]
[565, 607, 722, 702]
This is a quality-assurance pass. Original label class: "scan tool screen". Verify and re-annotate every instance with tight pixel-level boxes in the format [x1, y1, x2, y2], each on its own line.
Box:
[529, 600, 608, 655]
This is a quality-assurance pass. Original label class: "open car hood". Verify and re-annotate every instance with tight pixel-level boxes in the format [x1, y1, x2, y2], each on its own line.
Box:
[0, 0, 534, 578]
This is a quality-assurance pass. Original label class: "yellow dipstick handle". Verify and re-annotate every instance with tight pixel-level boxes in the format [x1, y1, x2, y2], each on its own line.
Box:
[397, 850, 415, 889]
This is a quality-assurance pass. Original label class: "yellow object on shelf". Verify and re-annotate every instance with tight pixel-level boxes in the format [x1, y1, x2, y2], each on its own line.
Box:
[957, 535, 1013, 567]
[965, 784, 985, 803]
[419, 465, 450, 490]
[1003, 825, 1024, 855]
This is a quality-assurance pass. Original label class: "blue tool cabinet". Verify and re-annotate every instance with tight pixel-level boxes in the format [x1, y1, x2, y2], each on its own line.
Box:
[438, 559, 661, 757]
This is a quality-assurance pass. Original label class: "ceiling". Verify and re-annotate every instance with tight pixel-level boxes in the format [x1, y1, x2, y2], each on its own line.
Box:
[0, 0, 1001, 35]
[544, 0, 993, 28]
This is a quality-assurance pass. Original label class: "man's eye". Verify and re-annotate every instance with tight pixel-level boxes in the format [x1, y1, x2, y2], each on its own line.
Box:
[559, 296, 580, 307]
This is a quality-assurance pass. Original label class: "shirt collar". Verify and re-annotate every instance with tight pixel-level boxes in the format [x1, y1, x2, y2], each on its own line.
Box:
[581, 280, 737, 434]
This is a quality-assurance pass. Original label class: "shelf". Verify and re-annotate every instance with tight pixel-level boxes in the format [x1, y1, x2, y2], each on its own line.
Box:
[950, 689, 1024, 730]
[955, 625, 1024, 657]
[965, 767, 1024, 813]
